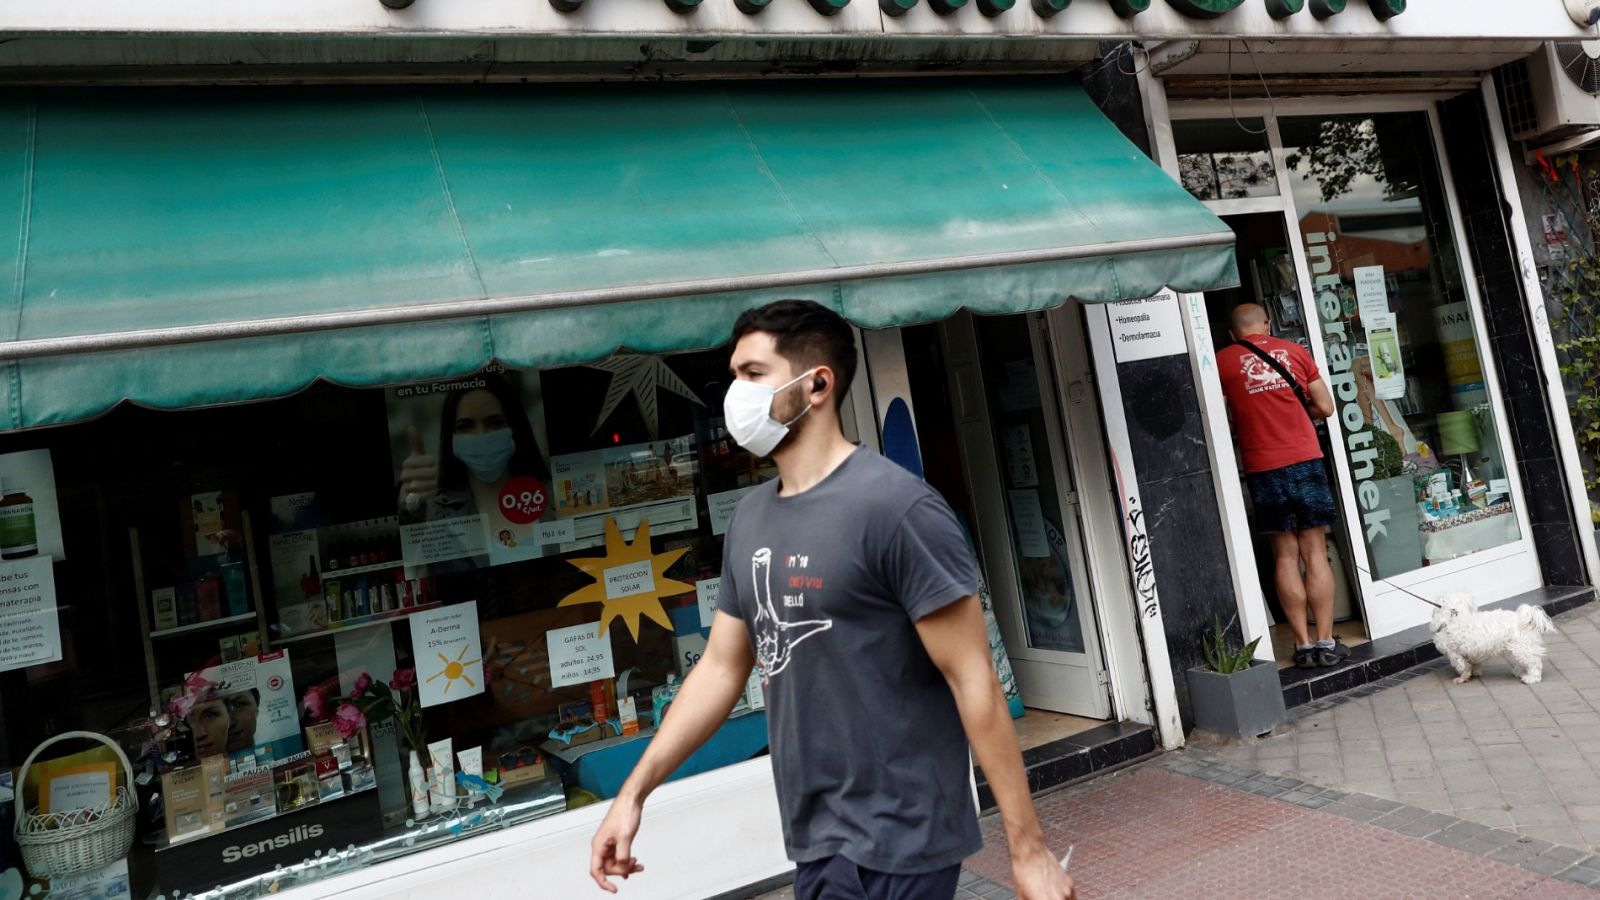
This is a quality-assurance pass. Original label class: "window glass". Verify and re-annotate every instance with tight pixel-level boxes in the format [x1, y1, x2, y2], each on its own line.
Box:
[0, 350, 776, 898]
[1282, 111, 1520, 578]
[1173, 117, 1279, 202]
[973, 315, 1084, 654]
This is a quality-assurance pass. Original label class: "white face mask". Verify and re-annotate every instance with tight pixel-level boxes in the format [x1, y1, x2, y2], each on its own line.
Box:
[722, 368, 818, 458]
[453, 428, 516, 483]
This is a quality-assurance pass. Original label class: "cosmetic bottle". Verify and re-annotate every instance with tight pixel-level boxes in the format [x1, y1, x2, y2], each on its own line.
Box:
[0, 479, 38, 560]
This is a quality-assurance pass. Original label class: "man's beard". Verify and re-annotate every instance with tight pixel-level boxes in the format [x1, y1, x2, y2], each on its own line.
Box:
[769, 389, 813, 455]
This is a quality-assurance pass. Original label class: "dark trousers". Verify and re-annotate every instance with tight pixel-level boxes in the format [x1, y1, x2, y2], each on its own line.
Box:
[793, 855, 962, 900]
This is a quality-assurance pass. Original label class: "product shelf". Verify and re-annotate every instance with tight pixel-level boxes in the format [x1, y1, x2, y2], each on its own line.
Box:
[153, 774, 377, 852]
[149, 610, 258, 639]
[273, 602, 442, 645]
[319, 560, 403, 580]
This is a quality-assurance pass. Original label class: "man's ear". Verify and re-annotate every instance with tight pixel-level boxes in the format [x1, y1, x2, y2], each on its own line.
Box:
[810, 366, 836, 404]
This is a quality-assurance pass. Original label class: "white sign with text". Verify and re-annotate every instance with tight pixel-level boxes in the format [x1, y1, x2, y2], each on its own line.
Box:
[696, 577, 721, 628]
[604, 559, 655, 601]
[0, 556, 59, 673]
[708, 486, 758, 536]
[547, 622, 616, 689]
[410, 602, 485, 708]
[1110, 290, 1187, 363]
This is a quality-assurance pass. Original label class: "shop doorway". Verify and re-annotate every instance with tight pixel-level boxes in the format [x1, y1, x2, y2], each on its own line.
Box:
[902, 311, 1112, 725]
[1204, 211, 1370, 666]
[1160, 99, 1544, 644]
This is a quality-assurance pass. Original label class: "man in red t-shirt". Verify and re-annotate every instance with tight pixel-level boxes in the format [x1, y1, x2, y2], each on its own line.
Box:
[1217, 303, 1343, 669]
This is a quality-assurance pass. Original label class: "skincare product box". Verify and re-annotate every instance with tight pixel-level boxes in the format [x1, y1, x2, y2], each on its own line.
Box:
[162, 758, 227, 843]
[222, 767, 276, 828]
[152, 587, 178, 631]
[196, 576, 222, 621]
[344, 763, 376, 794]
[314, 754, 344, 801]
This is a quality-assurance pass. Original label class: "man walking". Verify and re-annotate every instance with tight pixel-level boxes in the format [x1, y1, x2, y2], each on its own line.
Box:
[1217, 303, 1344, 669]
[589, 300, 1074, 900]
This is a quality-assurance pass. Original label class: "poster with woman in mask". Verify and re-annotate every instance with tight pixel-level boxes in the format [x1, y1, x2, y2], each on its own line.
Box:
[388, 366, 560, 571]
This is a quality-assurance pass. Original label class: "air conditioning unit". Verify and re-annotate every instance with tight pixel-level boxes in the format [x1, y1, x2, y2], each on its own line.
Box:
[1509, 41, 1600, 142]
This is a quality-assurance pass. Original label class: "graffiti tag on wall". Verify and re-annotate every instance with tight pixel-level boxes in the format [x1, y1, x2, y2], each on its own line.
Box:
[1125, 494, 1159, 620]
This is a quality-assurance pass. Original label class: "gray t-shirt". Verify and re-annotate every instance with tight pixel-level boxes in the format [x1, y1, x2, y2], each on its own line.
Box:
[717, 446, 981, 874]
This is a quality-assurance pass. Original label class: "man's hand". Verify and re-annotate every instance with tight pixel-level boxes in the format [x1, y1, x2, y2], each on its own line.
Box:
[589, 796, 645, 893]
[1011, 846, 1076, 900]
[915, 598, 1074, 900]
[584, 612, 755, 892]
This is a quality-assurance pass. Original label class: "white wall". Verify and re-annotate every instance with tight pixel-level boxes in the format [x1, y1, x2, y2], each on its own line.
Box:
[0, 0, 1587, 41]
[274, 759, 790, 900]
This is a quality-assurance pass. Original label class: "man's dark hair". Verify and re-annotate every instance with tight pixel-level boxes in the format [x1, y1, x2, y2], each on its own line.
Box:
[730, 300, 858, 409]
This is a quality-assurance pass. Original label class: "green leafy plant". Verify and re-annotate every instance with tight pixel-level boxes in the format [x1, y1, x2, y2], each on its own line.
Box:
[1536, 154, 1600, 522]
[1201, 614, 1262, 675]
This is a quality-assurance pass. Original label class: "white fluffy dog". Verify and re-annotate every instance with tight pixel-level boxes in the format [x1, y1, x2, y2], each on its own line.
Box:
[1430, 592, 1555, 685]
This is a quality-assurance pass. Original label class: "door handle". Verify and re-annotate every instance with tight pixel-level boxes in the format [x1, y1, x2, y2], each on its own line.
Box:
[1068, 382, 1086, 405]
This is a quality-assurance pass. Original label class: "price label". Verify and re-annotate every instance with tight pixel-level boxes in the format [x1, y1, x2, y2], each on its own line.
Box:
[498, 476, 549, 525]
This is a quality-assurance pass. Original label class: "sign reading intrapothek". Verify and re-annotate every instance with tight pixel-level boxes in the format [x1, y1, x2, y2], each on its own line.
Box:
[1110, 289, 1189, 363]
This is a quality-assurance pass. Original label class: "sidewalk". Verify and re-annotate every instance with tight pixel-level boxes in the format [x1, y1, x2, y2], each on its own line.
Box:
[755, 757, 1597, 898]
[1200, 600, 1600, 854]
[751, 600, 1600, 899]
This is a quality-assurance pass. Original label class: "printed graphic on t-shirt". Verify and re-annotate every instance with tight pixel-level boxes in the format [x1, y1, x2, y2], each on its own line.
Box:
[751, 547, 832, 682]
[1240, 349, 1294, 394]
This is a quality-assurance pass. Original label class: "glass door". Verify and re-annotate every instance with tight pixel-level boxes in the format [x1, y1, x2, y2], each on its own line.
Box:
[940, 311, 1110, 717]
[1165, 98, 1542, 640]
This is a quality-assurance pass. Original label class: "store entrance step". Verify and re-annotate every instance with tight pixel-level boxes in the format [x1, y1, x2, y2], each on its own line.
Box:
[974, 720, 1156, 813]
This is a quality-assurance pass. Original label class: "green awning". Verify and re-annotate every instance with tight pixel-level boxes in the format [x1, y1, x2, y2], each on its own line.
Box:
[0, 79, 1236, 430]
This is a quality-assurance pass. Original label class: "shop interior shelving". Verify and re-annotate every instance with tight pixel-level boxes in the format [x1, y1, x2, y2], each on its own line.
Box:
[130, 510, 273, 714]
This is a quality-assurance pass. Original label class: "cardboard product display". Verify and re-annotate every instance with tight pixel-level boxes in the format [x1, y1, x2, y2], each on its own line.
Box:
[496, 761, 547, 789]
[153, 785, 384, 897]
[476, 606, 596, 727]
[162, 758, 226, 844]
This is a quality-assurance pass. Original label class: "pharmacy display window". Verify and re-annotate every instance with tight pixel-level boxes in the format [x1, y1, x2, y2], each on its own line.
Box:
[0, 348, 813, 899]
[1162, 96, 1542, 641]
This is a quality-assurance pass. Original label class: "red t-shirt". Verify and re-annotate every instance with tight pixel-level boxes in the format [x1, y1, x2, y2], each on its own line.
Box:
[1217, 335, 1324, 474]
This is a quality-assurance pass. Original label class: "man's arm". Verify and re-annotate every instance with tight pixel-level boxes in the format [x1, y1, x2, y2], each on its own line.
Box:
[1307, 378, 1335, 420]
[589, 611, 755, 893]
[916, 595, 1075, 900]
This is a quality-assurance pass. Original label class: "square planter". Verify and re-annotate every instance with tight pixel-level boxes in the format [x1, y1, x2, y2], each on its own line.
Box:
[1186, 660, 1287, 738]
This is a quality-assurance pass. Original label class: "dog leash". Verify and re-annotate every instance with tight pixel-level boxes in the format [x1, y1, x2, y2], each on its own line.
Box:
[1352, 564, 1441, 608]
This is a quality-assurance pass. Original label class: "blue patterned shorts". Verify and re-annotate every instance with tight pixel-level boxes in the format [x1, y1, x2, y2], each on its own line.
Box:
[1246, 458, 1338, 534]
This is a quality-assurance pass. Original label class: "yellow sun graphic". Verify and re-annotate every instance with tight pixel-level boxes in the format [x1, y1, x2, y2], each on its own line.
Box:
[427, 643, 482, 695]
[558, 517, 693, 640]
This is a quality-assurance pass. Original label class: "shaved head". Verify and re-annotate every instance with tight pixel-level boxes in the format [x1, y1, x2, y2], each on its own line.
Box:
[1230, 303, 1270, 338]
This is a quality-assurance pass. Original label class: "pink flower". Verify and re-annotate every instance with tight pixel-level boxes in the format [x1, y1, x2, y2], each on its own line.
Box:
[389, 668, 417, 693]
[333, 703, 367, 739]
[168, 692, 197, 720]
[351, 673, 373, 701]
[184, 673, 218, 694]
[302, 687, 327, 721]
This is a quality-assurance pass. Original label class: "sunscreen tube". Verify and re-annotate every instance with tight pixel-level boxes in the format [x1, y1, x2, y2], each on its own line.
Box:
[457, 747, 483, 794]
[427, 738, 455, 812]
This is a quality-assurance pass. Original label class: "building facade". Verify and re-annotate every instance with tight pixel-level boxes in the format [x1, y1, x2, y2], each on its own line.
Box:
[0, 3, 1594, 899]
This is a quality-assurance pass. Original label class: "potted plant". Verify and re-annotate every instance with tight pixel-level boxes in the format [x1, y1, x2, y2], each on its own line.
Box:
[1185, 616, 1286, 738]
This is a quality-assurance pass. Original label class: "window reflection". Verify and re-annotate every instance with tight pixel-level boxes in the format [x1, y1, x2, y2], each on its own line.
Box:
[1282, 112, 1519, 578]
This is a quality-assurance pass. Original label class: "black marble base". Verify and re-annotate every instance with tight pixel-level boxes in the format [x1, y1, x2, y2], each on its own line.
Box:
[974, 720, 1156, 813]
[1278, 585, 1594, 709]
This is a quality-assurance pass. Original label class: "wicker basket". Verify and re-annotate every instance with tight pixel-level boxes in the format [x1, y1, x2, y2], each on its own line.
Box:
[13, 730, 139, 879]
